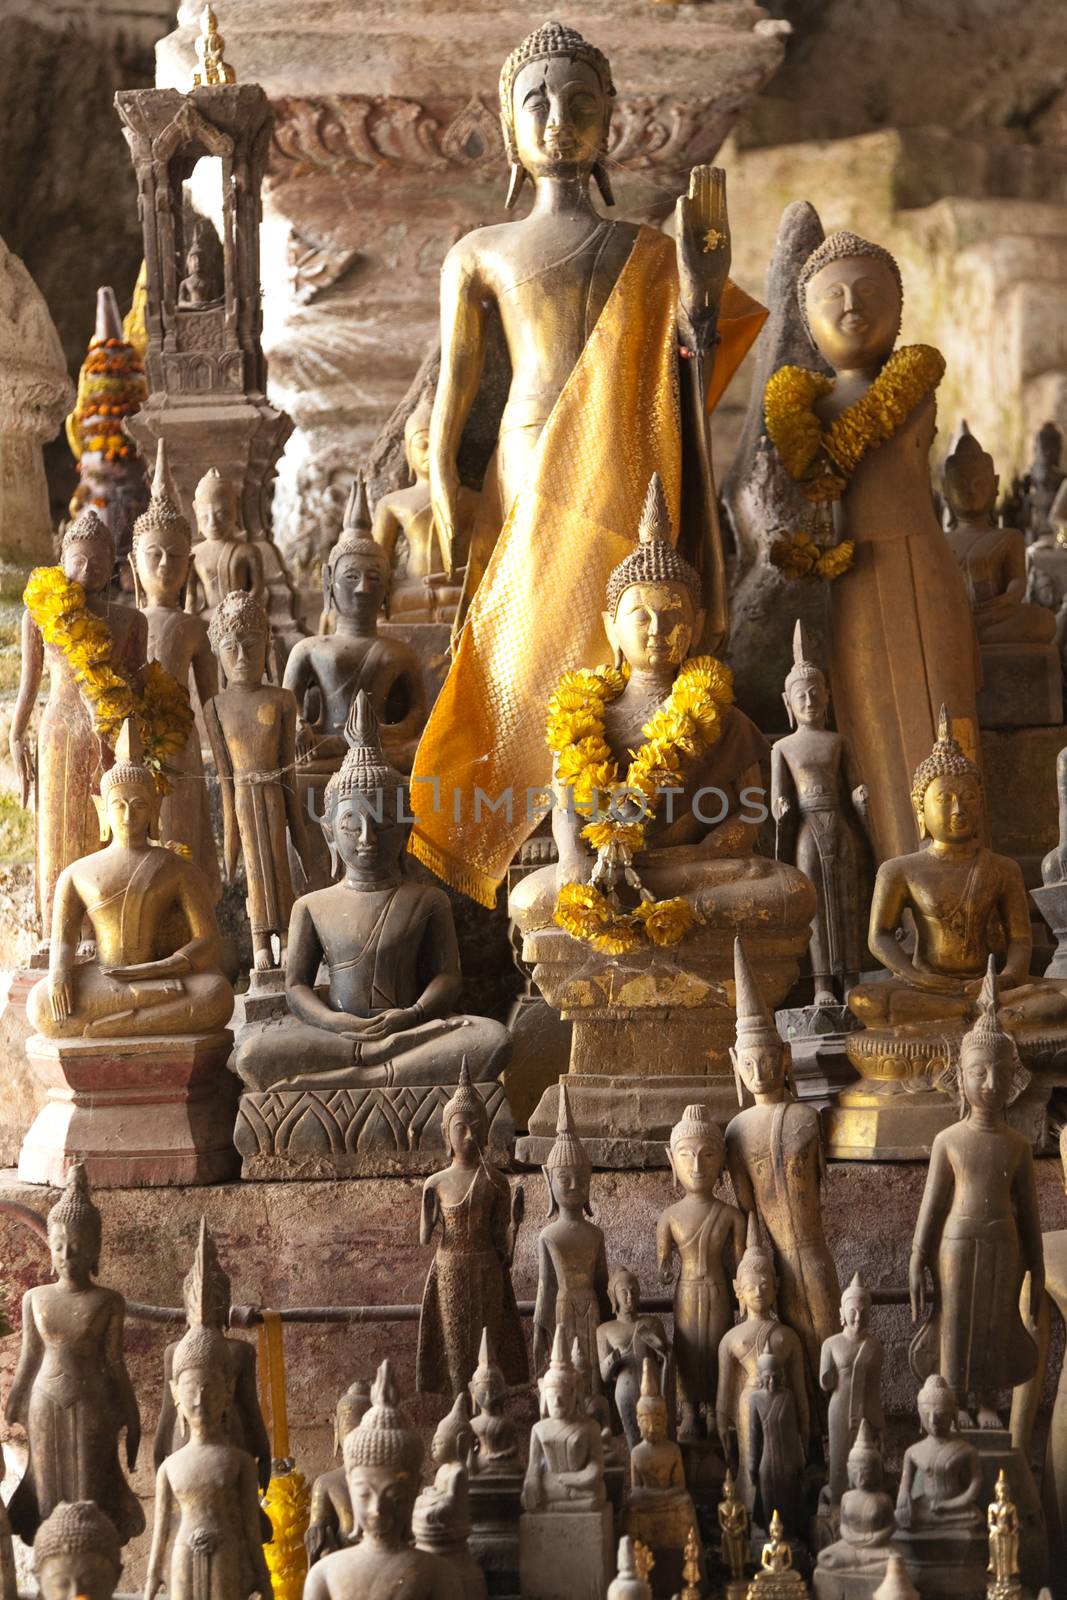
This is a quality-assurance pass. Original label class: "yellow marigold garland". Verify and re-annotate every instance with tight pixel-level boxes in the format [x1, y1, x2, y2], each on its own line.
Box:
[764, 344, 945, 583]
[24, 567, 193, 794]
[546, 656, 733, 950]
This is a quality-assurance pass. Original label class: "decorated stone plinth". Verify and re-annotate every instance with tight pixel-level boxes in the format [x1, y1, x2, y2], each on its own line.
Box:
[519, 1506, 614, 1600]
[515, 921, 808, 1166]
[18, 1031, 238, 1188]
[977, 644, 1063, 727]
[234, 1079, 514, 1178]
[469, 1471, 523, 1599]
[776, 1003, 860, 1109]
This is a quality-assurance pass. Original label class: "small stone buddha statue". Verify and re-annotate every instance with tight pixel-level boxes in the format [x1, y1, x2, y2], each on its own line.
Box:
[130, 440, 220, 895]
[522, 1325, 607, 1514]
[847, 707, 1067, 1041]
[145, 1325, 273, 1600]
[1025, 476, 1067, 661]
[306, 1380, 370, 1565]
[895, 1375, 983, 1548]
[233, 692, 509, 1093]
[772, 620, 869, 1004]
[715, 1215, 810, 1511]
[413, 1393, 487, 1600]
[25, 719, 233, 1040]
[416, 1060, 528, 1397]
[909, 961, 1042, 1428]
[305, 1359, 464, 1600]
[284, 475, 426, 774]
[154, 1220, 272, 1504]
[6, 1165, 144, 1544]
[1007, 421, 1065, 546]
[814, 1422, 895, 1592]
[206, 590, 312, 972]
[178, 218, 223, 309]
[33, 1502, 123, 1600]
[371, 400, 476, 625]
[726, 938, 840, 1407]
[746, 1511, 807, 1600]
[819, 1273, 885, 1508]
[748, 1353, 805, 1540]
[188, 467, 264, 628]
[468, 1327, 520, 1475]
[597, 1267, 671, 1450]
[657, 1103, 745, 1441]
[627, 1358, 701, 1597]
[532, 1086, 610, 1382]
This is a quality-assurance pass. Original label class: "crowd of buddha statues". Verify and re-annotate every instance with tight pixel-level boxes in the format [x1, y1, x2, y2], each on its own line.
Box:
[5, 8, 1067, 1600]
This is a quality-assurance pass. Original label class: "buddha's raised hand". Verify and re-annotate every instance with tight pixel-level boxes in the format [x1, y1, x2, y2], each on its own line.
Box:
[675, 165, 731, 345]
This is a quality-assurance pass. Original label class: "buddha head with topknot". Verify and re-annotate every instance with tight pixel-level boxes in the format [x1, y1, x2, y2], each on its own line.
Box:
[323, 472, 389, 626]
[910, 705, 982, 846]
[170, 1324, 233, 1434]
[209, 589, 272, 689]
[343, 1359, 424, 1546]
[603, 473, 704, 673]
[665, 1102, 724, 1197]
[61, 506, 116, 594]
[98, 718, 160, 846]
[943, 428, 998, 522]
[953, 956, 1028, 1119]
[782, 618, 828, 730]
[733, 1211, 778, 1320]
[34, 1502, 123, 1600]
[543, 1082, 593, 1218]
[130, 440, 192, 607]
[798, 230, 903, 371]
[321, 691, 409, 884]
[193, 466, 240, 542]
[440, 1057, 489, 1164]
[499, 22, 615, 209]
[47, 1162, 103, 1283]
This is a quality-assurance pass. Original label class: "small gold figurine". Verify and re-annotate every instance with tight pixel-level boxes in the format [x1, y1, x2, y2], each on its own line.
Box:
[192, 3, 236, 87]
[718, 1468, 750, 1594]
[675, 1527, 700, 1600]
[986, 1471, 1022, 1600]
[745, 1511, 806, 1599]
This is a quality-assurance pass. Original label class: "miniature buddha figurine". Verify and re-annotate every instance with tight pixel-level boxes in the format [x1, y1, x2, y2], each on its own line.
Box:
[371, 400, 474, 624]
[772, 621, 868, 1003]
[6, 1165, 143, 1544]
[815, 1422, 895, 1588]
[786, 230, 979, 864]
[533, 1086, 610, 1383]
[178, 218, 223, 309]
[33, 1502, 123, 1600]
[895, 1374, 983, 1536]
[414, 1393, 487, 1600]
[748, 1353, 805, 1539]
[597, 1267, 671, 1450]
[1008, 421, 1065, 545]
[411, 21, 768, 902]
[305, 1359, 463, 1600]
[284, 476, 426, 773]
[716, 1215, 810, 1510]
[987, 1471, 1021, 1598]
[306, 1381, 371, 1566]
[145, 1325, 273, 1600]
[25, 719, 233, 1039]
[571, 1335, 613, 1446]
[468, 1328, 520, 1475]
[130, 440, 220, 894]
[944, 431, 1057, 646]
[820, 1274, 885, 1507]
[1025, 477, 1067, 659]
[522, 1326, 606, 1513]
[746, 1511, 807, 1600]
[154, 1220, 272, 1499]
[511, 475, 771, 936]
[206, 590, 312, 971]
[719, 1470, 751, 1595]
[909, 961, 1042, 1427]
[847, 709, 1067, 1034]
[726, 939, 840, 1404]
[232, 693, 509, 1091]
[627, 1358, 701, 1597]
[11, 508, 149, 930]
[416, 1060, 528, 1397]
[657, 1103, 745, 1441]
[188, 467, 264, 628]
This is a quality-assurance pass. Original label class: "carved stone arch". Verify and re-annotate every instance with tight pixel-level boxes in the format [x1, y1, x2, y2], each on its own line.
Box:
[152, 100, 234, 165]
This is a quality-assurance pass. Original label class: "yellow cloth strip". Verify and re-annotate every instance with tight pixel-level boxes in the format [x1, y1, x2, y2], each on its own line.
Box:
[258, 1310, 289, 1460]
[408, 229, 765, 905]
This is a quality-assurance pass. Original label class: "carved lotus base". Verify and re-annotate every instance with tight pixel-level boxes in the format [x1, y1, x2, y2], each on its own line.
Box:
[18, 1031, 238, 1188]
[519, 1506, 613, 1600]
[234, 1080, 514, 1178]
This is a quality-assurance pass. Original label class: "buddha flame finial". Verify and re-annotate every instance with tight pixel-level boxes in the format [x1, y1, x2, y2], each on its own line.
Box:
[193, 3, 236, 87]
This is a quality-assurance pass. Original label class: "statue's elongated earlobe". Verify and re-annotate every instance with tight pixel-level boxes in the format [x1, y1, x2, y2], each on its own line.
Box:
[505, 162, 527, 211]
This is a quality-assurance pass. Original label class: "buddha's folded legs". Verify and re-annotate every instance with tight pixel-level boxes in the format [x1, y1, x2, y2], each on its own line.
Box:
[847, 980, 971, 1028]
[27, 967, 232, 1040]
[235, 1014, 510, 1092]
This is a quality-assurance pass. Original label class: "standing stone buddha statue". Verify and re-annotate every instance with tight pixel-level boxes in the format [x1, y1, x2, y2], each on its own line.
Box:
[410, 20, 766, 906]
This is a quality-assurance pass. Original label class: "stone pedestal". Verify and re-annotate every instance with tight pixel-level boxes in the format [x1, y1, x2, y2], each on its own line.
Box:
[17, 1031, 239, 1187]
[469, 1472, 522, 1600]
[776, 1004, 860, 1109]
[978, 641, 1064, 728]
[234, 1078, 514, 1178]
[380, 619, 451, 715]
[519, 1505, 613, 1600]
[889, 1523, 986, 1600]
[1032, 881, 1067, 978]
[514, 915, 810, 1167]
[502, 992, 572, 1134]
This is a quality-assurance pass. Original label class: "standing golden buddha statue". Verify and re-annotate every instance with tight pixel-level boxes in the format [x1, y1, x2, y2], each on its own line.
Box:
[766, 230, 980, 864]
[409, 21, 766, 906]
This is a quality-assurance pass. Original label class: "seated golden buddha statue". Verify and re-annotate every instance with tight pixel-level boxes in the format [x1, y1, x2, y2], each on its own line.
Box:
[26, 719, 233, 1041]
[233, 692, 509, 1094]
